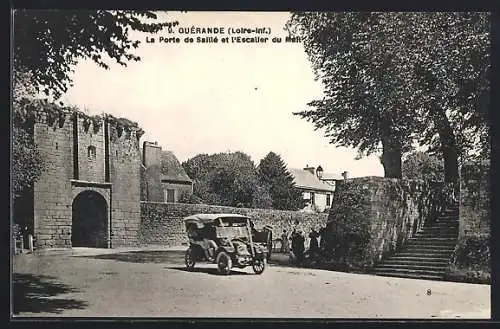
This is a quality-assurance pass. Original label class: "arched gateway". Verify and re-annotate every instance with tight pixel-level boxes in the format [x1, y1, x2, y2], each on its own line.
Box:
[72, 190, 108, 248]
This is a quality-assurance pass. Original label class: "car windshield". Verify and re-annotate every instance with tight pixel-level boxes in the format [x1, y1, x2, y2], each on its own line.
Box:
[215, 217, 249, 239]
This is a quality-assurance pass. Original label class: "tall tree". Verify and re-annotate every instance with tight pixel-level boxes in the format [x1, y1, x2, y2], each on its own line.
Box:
[13, 10, 173, 100]
[407, 12, 489, 181]
[12, 71, 44, 197]
[287, 12, 489, 182]
[287, 13, 422, 178]
[182, 152, 272, 208]
[257, 152, 305, 210]
[402, 151, 444, 181]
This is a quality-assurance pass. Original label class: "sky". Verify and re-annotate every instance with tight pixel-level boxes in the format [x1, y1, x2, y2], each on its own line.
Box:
[61, 11, 384, 178]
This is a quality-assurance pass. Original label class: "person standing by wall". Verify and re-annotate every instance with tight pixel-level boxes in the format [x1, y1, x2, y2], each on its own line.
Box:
[296, 230, 305, 264]
[309, 227, 319, 258]
[281, 229, 290, 254]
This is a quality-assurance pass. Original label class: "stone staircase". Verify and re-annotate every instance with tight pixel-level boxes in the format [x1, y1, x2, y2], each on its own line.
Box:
[373, 205, 459, 281]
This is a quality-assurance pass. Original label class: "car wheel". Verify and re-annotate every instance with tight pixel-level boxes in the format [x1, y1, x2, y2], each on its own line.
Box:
[216, 251, 232, 275]
[185, 248, 196, 271]
[252, 258, 266, 274]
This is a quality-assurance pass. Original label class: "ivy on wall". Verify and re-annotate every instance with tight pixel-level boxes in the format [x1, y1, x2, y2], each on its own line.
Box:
[452, 235, 490, 268]
[14, 97, 145, 141]
[326, 181, 371, 269]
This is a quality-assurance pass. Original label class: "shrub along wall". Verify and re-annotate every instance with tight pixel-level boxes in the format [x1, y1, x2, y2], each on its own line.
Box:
[447, 161, 490, 284]
[139, 202, 328, 247]
[325, 177, 456, 271]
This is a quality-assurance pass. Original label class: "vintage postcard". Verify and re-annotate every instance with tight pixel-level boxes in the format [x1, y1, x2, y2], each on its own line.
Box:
[11, 10, 491, 319]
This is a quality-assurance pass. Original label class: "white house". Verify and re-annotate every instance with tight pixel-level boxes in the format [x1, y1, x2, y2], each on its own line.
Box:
[290, 165, 337, 212]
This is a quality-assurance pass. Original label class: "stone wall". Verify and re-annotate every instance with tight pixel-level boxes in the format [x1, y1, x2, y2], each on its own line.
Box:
[450, 161, 490, 278]
[108, 124, 142, 247]
[325, 177, 455, 270]
[33, 112, 74, 248]
[32, 111, 142, 249]
[77, 117, 106, 183]
[139, 202, 328, 247]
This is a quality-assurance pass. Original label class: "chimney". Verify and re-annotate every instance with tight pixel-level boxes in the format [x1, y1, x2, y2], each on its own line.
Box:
[342, 171, 349, 180]
[316, 165, 324, 179]
[303, 165, 315, 175]
[142, 141, 162, 167]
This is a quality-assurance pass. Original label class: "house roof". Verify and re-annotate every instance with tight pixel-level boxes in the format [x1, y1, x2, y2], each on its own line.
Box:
[290, 168, 335, 193]
[160, 150, 192, 183]
[322, 172, 344, 180]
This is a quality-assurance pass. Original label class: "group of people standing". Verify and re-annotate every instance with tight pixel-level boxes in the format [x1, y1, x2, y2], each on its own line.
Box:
[280, 226, 327, 264]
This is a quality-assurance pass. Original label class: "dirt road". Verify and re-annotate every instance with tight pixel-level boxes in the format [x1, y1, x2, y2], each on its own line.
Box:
[12, 248, 491, 318]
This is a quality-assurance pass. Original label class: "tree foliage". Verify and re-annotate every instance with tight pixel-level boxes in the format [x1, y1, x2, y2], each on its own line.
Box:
[406, 13, 490, 166]
[287, 13, 422, 178]
[402, 151, 444, 182]
[287, 12, 489, 181]
[13, 10, 173, 99]
[182, 152, 272, 209]
[12, 126, 44, 197]
[257, 152, 305, 210]
[12, 72, 45, 198]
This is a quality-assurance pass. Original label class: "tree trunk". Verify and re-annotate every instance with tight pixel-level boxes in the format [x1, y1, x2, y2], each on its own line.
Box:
[381, 136, 403, 178]
[431, 108, 459, 183]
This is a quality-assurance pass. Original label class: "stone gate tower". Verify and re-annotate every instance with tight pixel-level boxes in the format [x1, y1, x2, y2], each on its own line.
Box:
[32, 107, 143, 248]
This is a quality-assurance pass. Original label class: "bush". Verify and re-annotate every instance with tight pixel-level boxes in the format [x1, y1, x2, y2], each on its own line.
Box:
[445, 264, 491, 284]
[325, 182, 371, 269]
[452, 235, 490, 268]
[178, 192, 205, 204]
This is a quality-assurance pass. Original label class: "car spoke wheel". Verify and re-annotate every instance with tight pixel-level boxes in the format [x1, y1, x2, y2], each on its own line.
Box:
[252, 258, 266, 274]
[185, 248, 196, 271]
[216, 252, 232, 275]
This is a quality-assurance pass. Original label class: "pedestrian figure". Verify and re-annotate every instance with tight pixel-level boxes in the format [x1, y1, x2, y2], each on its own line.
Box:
[281, 229, 289, 254]
[296, 230, 305, 264]
[309, 227, 319, 258]
[319, 227, 326, 248]
[319, 226, 328, 258]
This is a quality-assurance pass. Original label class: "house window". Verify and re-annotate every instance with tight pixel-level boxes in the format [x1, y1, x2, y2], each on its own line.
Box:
[326, 194, 331, 206]
[310, 192, 315, 205]
[87, 146, 96, 159]
[166, 189, 175, 203]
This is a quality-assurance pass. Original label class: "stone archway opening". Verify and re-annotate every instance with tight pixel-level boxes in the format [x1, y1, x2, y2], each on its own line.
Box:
[72, 190, 108, 248]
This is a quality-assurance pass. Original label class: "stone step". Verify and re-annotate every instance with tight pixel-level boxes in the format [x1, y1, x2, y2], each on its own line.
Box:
[433, 219, 459, 224]
[404, 245, 456, 251]
[374, 263, 448, 272]
[408, 237, 457, 243]
[397, 252, 453, 258]
[413, 231, 458, 239]
[414, 234, 458, 239]
[403, 245, 455, 252]
[435, 215, 458, 219]
[385, 256, 450, 264]
[400, 244, 455, 250]
[382, 262, 449, 268]
[430, 221, 459, 225]
[432, 218, 459, 222]
[373, 271, 444, 281]
[420, 227, 458, 231]
[415, 235, 458, 239]
[373, 267, 446, 276]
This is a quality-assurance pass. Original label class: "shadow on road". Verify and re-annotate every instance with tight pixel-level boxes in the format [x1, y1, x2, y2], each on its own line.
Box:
[13, 273, 88, 315]
[167, 266, 251, 275]
[76, 250, 186, 264]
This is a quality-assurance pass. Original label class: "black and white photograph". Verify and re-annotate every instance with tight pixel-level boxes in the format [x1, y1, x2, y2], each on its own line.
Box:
[11, 10, 491, 318]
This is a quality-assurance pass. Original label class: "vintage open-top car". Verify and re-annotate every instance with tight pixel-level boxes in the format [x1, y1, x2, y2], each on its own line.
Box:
[183, 213, 272, 275]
